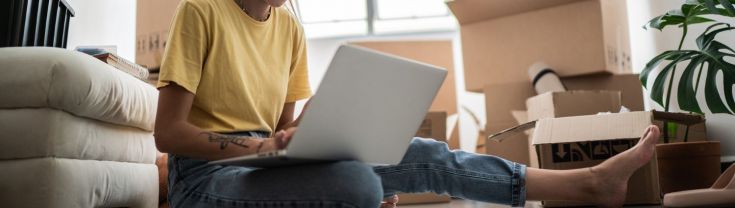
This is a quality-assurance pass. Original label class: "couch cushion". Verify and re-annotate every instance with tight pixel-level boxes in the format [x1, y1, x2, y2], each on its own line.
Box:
[0, 47, 158, 131]
[0, 108, 156, 163]
[0, 157, 158, 208]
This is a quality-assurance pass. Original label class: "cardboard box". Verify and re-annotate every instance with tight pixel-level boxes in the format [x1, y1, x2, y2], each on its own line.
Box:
[448, 121, 461, 150]
[561, 74, 644, 111]
[447, 0, 630, 92]
[488, 111, 707, 206]
[397, 112, 452, 204]
[350, 41, 457, 115]
[415, 112, 447, 140]
[476, 130, 486, 153]
[484, 81, 536, 165]
[446, 0, 582, 23]
[136, 0, 182, 69]
[524, 90, 622, 167]
[483, 74, 644, 165]
[561, 74, 707, 141]
[526, 90, 622, 121]
[396, 193, 451, 205]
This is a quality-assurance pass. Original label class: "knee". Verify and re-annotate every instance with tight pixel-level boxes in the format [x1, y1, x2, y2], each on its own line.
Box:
[403, 138, 452, 162]
[328, 161, 383, 208]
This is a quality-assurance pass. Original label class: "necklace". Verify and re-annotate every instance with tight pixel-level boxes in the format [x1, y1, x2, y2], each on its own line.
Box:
[237, 0, 271, 22]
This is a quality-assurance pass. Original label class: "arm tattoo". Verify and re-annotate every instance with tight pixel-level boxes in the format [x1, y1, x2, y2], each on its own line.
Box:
[255, 140, 265, 153]
[201, 132, 250, 150]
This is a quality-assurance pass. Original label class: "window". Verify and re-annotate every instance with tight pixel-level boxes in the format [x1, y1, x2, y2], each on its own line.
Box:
[373, 0, 456, 34]
[296, 0, 368, 38]
[296, 0, 457, 38]
[376, 0, 450, 20]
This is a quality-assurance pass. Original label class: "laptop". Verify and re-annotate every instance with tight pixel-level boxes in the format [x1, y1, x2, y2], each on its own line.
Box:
[209, 45, 447, 168]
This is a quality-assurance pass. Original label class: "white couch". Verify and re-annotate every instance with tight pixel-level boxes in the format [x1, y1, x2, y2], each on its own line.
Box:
[0, 47, 159, 208]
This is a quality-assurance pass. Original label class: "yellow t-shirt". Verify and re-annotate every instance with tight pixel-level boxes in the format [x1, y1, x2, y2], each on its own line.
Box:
[158, 0, 311, 133]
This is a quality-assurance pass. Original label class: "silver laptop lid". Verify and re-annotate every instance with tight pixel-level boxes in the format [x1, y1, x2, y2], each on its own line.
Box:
[286, 45, 447, 165]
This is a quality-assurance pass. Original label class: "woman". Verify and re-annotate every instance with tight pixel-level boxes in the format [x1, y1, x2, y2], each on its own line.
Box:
[154, 0, 661, 207]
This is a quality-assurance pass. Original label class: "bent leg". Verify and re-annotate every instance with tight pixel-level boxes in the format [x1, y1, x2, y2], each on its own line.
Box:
[168, 156, 382, 208]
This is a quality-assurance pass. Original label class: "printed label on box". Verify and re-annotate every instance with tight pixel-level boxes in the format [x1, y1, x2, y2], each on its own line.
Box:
[551, 140, 635, 163]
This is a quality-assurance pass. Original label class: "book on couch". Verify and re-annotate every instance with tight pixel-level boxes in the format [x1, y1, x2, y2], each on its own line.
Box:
[76, 47, 150, 80]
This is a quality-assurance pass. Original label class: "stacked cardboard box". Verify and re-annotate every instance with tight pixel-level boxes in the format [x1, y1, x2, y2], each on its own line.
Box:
[447, 0, 643, 164]
[447, 0, 631, 92]
[446, 0, 636, 165]
[446, 1, 687, 206]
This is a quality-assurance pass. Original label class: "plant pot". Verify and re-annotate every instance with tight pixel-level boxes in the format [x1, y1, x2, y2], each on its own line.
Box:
[656, 141, 721, 194]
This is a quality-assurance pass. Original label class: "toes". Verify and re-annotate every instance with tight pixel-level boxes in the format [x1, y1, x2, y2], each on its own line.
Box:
[640, 125, 660, 145]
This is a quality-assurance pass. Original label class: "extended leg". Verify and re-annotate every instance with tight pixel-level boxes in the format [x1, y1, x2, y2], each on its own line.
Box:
[377, 125, 659, 207]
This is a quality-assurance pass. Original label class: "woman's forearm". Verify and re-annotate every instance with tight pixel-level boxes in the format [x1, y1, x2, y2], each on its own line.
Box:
[155, 84, 272, 161]
[154, 121, 265, 161]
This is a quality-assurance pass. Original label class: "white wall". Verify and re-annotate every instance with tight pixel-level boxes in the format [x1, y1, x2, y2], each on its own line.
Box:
[65, 0, 137, 61]
[628, 0, 735, 162]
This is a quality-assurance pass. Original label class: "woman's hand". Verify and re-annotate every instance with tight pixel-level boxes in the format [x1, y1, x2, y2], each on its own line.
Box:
[258, 127, 297, 153]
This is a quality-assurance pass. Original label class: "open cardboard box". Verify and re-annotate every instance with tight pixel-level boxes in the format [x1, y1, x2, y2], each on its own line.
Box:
[484, 74, 645, 165]
[524, 90, 623, 167]
[488, 111, 707, 206]
[447, 0, 631, 92]
[526, 90, 621, 121]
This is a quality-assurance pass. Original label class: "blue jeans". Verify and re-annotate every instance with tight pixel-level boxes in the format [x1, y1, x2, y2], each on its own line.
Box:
[168, 131, 527, 207]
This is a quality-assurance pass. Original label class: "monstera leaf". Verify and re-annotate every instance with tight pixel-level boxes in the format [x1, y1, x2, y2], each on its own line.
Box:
[645, 0, 735, 30]
[641, 23, 735, 114]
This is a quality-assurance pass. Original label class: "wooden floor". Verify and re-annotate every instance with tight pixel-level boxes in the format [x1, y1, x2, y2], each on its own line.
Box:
[402, 200, 662, 208]
[401, 200, 542, 208]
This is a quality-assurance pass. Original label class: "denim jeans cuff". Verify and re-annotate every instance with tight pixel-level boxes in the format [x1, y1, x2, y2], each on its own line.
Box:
[510, 162, 527, 207]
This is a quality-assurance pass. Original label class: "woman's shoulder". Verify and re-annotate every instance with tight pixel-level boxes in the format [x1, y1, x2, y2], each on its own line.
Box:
[274, 7, 303, 31]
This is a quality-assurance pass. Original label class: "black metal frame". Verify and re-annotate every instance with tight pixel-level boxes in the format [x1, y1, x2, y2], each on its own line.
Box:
[1, 0, 75, 48]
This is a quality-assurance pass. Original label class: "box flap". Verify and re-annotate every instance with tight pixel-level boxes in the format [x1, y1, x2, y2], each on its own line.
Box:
[652, 111, 705, 125]
[446, 0, 583, 25]
[562, 74, 644, 111]
[486, 122, 532, 165]
[511, 110, 528, 124]
[487, 121, 537, 142]
[526, 90, 622, 122]
[533, 111, 653, 145]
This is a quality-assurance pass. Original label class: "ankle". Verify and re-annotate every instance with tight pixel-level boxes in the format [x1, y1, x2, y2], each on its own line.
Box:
[583, 167, 603, 197]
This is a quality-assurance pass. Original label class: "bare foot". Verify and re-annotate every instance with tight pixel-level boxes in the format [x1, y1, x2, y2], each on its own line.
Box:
[587, 125, 660, 208]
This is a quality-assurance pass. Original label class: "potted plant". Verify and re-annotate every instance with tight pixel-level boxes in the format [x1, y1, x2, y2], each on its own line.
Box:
[643, 0, 735, 194]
